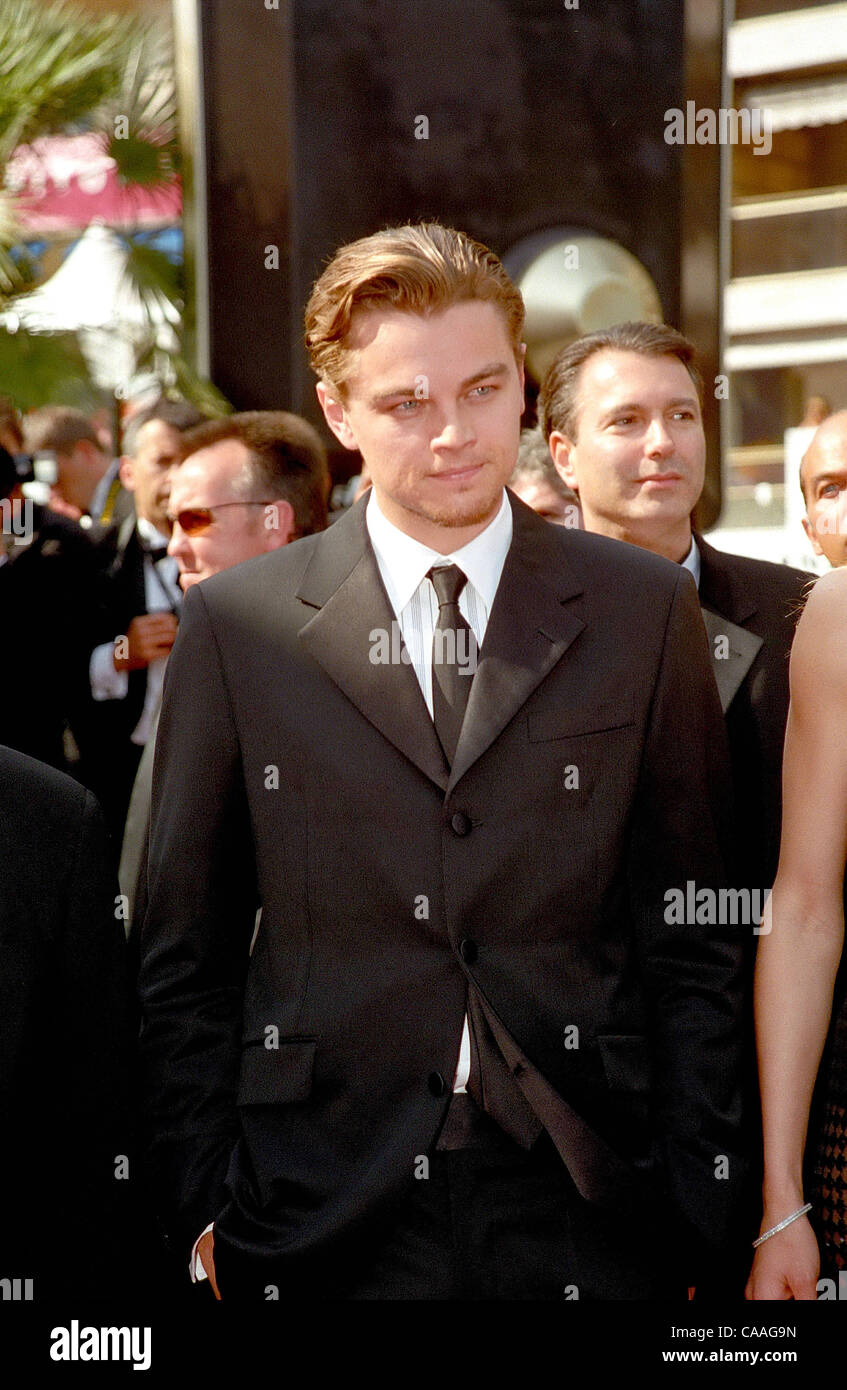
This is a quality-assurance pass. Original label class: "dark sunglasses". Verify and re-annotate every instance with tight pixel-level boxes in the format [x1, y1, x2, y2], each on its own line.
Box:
[171, 501, 274, 536]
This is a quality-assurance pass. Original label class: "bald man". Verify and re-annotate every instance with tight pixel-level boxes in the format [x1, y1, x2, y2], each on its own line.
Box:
[800, 411, 847, 568]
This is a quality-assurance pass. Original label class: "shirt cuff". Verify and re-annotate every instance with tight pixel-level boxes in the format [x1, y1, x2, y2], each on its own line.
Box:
[189, 1223, 215, 1283]
[90, 641, 129, 701]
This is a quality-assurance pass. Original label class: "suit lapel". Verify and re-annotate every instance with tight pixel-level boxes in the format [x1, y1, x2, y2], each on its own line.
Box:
[700, 607, 763, 713]
[696, 532, 758, 626]
[297, 498, 449, 790]
[695, 532, 761, 708]
[448, 495, 585, 793]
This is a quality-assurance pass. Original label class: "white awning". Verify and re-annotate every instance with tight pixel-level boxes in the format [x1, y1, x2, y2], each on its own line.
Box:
[745, 79, 847, 132]
[729, 4, 847, 77]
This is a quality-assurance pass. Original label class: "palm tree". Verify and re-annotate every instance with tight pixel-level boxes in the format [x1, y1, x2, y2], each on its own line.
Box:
[0, 0, 228, 414]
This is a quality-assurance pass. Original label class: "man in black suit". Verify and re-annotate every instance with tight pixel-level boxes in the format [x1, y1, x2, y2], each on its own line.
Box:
[88, 399, 204, 845]
[540, 321, 809, 896]
[0, 745, 128, 1300]
[140, 224, 744, 1301]
[540, 323, 809, 1287]
[0, 446, 100, 779]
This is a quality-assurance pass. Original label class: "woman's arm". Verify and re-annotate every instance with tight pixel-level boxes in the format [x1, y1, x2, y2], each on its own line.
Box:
[747, 570, 847, 1300]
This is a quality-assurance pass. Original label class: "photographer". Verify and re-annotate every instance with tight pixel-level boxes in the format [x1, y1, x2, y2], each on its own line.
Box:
[0, 439, 101, 778]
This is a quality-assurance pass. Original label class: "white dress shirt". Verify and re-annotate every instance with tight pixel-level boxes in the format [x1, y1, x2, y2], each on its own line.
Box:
[680, 534, 701, 589]
[366, 487, 513, 1093]
[89, 517, 180, 745]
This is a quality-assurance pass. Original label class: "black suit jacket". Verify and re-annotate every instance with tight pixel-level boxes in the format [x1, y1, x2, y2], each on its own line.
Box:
[0, 747, 128, 1298]
[0, 504, 100, 777]
[139, 493, 745, 1281]
[91, 513, 151, 741]
[696, 534, 809, 893]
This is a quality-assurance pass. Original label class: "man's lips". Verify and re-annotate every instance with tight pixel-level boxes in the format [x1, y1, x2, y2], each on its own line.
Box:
[429, 463, 483, 482]
[640, 472, 683, 486]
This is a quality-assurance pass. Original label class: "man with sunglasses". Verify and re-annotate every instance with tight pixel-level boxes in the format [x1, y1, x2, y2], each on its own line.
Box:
[165, 411, 329, 592]
[118, 411, 328, 929]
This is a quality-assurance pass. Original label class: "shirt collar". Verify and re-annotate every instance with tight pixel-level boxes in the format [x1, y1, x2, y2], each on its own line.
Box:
[366, 488, 512, 616]
[137, 515, 170, 551]
[680, 534, 701, 589]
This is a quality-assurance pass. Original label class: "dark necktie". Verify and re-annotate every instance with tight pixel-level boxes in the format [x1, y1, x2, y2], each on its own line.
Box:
[427, 564, 478, 766]
[426, 565, 542, 1152]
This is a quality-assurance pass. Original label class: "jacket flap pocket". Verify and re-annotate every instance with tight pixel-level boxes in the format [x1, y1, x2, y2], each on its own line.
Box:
[237, 1037, 316, 1105]
[527, 704, 634, 742]
[597, 1034, 651, 1094]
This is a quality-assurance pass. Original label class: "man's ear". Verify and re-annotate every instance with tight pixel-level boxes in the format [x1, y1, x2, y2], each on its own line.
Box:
[261, 499, 296, 550]
[802, 515, 825, 557]
[316, 382, 359, 452]
[118, 456, 137, 492]
[548, 430, 578, 493]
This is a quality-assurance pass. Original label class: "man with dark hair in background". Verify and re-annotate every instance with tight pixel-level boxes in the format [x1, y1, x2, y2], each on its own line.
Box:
[23, 404, 110, 523]
[119, 410, 328, 926]
[167, 410, 329, 591]
[540, 322, 810, 1289]
[87, 398, 206, 846]
[539, 320, 808, 899]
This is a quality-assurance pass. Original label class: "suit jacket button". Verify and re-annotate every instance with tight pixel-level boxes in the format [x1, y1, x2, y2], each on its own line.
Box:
[459, 938, 477, 964]
[450, 811, 472, 836]
[428, 1071, 447, 1097]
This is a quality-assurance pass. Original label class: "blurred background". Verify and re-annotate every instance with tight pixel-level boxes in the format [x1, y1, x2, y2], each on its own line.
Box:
[2, 0, 846, 566]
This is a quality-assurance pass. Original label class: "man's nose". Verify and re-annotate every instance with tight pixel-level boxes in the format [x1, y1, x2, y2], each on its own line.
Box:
[644, 416, 674, 455]
[167, 524, 188, 559]
[431, 410, 474, 451]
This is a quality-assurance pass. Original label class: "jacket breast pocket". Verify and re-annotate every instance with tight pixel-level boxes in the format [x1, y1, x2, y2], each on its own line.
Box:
[527, 703, 635, 742]
[597, 1034, 652, 1094]
[236, 1036, 316, 1106]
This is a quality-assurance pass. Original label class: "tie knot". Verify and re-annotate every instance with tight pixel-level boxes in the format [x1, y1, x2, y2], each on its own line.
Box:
[428, 563, 467, 609]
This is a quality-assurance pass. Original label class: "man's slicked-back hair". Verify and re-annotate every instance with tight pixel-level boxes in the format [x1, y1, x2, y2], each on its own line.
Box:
[179, 410, 329, 538]
[538, 321, 703, 443]
[304, 222, 525, 396]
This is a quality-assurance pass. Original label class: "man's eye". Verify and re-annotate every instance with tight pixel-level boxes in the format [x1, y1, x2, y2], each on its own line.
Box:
[820, 483, 842, 497]
[671, 410, 696, 421]
[391, 400, 420, 414]
[611, 415, 635, 426]
[469, 384, 494, 399]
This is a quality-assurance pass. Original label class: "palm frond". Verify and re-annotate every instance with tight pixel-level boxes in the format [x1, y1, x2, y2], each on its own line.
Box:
[94, 20, 180, 190]
[0, 0, 142, 161]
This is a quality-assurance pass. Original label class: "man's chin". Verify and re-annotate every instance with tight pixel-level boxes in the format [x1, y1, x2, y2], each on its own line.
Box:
[419, 488, 504, 530]
[179, 571, 203, 591]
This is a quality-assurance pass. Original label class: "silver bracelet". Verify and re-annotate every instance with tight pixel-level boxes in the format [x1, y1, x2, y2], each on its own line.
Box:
[752, 1202, 812, 1247]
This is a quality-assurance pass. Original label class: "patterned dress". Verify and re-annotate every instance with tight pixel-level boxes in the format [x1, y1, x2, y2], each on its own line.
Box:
[811, 982, 847, 1270]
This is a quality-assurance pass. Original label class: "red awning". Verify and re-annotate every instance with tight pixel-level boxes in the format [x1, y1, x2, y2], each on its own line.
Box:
[7, 133, 181, 234]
